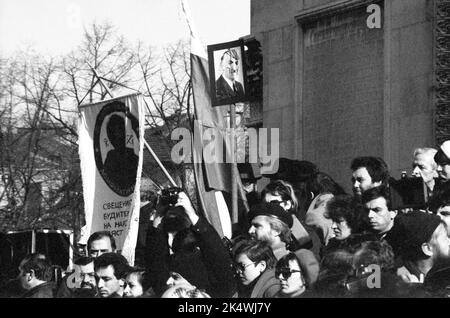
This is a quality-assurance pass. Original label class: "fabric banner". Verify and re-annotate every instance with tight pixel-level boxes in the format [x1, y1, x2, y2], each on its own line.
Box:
[182, 0, 248, 239]
[78, 93, 144, 265]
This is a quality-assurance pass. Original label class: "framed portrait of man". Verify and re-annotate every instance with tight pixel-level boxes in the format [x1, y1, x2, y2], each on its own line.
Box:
[207, 39, 248, 107]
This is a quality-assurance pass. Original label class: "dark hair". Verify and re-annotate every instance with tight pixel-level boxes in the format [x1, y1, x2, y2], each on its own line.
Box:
[261, 180, 298, 213]
[428, 182, 450, 213]
[434, 148, 450, 166]
[94, 253, 130, 280]
[106, 114, 125, 148]
[20, 253, 47, 263]
[125, 267, 148, 289]
[221, 48, 239, 61]
[306, 172, 347, 198]
[352, 240, 395, 272]
[20, 254, 52, 281]
[172, 228, 198, 253]
[275, 253, 307, 286]
[361, 185, 391, 209]
[87, 231, 117, 251]
[351, 156, 390, 185]
[320, 249, 354, 274]
[325, 195, 367, 234]
[234, 240, 277, 269]
[74, 256, 94, 267]
[314, 249, 355, 297]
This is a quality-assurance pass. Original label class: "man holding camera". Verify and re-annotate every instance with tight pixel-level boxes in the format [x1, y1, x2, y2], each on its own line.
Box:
[145, 189, 236, 297]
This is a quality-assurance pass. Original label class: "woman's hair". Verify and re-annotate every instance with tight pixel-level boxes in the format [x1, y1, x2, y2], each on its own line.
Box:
[126, 267, 146, 286]
[352, 240, 396, 272]
[325, 194, 368, 234]
[428, 182, 450, 213]
[262, 180, 298, 213]
[316, 248, 355, 291]
[234, 240, 277, 269]
[306, 172, 346, 198]
[276, 253, 307, 287]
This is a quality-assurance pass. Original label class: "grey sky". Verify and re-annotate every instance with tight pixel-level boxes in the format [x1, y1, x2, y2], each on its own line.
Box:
[0, 0, 250, 57]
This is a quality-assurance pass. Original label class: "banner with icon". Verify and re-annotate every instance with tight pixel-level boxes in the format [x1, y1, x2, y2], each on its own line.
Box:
[78, 93, 144, 264]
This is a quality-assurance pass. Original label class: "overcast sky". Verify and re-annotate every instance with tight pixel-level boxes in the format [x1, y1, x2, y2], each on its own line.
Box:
[0, 0, 250, 57]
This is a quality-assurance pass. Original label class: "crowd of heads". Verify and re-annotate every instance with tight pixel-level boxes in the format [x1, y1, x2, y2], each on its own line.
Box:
[3, 140, 450, 298]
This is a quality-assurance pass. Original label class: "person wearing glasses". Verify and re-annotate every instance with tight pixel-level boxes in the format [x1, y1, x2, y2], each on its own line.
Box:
[233, 240, 280, 298]
[261, 180, 315, 252]
[274, 253, 309, 298]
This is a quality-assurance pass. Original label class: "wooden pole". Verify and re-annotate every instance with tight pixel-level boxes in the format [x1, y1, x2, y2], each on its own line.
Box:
[230, 104, 238, 224]
[143, 139, 178, 187]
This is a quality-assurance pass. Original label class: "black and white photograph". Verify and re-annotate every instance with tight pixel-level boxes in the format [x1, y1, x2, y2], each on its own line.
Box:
[1, 0, 450, 306]
[208, 40, 248, 106]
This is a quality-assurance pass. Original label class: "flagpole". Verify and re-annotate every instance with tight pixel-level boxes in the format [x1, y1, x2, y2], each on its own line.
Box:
[230, 104, 238, 224]
[143, 139, 178, 187]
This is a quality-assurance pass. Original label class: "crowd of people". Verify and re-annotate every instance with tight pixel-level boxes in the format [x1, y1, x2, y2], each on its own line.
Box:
[3, 140, 450, 298]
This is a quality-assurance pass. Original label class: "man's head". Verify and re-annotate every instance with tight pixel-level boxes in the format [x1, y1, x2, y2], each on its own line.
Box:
[123, 268, 146, 298]
[74, 256, 96, 290]
[362, 186, 397, 235]
[435, 141, 450, 181]
[106, 114, 126, 150]
[18, 253, 52, 290]
[94, 252, 129, 298]
[238, 163, 261, 193]
[87, 231, 116, 258]
[325, 195, 366, 241]
[412, 148, 438, 185]
[350, 156, 389, 196]
[262, 180, 298, 214]
[247, 202, 293, 246]
[220, 48, 240, 82]
[428, 183, 450, 231]
[400, 211, 450, 266]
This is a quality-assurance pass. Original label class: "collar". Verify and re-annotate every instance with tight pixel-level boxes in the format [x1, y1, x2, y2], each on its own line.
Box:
[403, 260, 426, 280]
[222, 75, 235, 90]
[272, 241, 289, 260]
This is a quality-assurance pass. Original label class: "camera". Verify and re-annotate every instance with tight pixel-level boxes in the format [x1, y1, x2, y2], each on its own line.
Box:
[389, 175, 428, 211]
[160, 187, 182, 206]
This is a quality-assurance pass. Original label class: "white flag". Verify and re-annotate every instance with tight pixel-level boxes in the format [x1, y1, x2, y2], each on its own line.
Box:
[78, 93, 144, 265]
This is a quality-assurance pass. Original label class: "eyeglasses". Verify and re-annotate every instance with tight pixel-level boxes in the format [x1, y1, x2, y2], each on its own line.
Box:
[269, 199, 286, 205]
[234, 262, 256, 273]
[276, 268, 302, 280]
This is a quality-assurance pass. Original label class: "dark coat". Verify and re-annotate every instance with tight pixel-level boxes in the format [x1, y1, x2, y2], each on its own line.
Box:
[216, 75, 244, 100]
[250, 268, 280, 298]
[21, 281, 55, 298]
[423, 264, 450, 297]
[145, 217, 236, 298]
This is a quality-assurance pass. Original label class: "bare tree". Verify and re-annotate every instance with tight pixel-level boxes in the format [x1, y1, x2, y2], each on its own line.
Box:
[0, 52, 81, 231]
[63, 22, 139, 105]
[0, 22, 195, 235]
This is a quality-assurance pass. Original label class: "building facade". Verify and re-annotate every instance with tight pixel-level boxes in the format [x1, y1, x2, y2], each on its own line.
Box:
[250, 0, 436, 190]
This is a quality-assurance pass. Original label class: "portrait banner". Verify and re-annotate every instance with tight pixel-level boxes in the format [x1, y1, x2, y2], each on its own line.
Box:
[78, 93, 145, 265]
